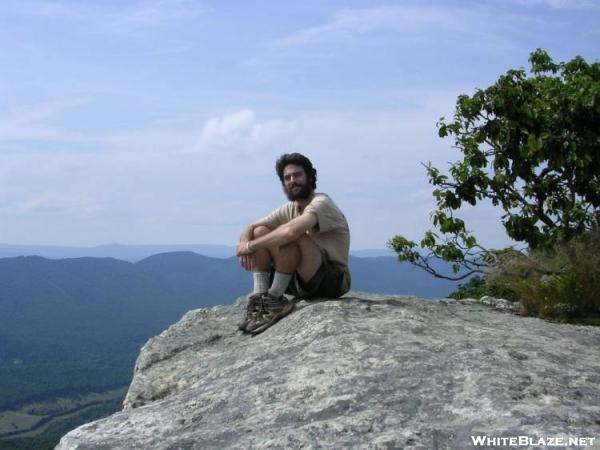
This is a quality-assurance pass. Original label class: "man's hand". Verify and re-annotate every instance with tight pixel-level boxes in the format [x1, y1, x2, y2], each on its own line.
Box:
[236, 241, 255, 271]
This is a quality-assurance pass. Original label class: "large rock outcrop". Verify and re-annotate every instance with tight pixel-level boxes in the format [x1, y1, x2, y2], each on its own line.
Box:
[57, 293, 600, 449]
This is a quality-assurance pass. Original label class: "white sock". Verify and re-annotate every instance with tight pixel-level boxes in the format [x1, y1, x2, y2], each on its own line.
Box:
[268, 272, 292, 298]
[253, 271, 270, 294]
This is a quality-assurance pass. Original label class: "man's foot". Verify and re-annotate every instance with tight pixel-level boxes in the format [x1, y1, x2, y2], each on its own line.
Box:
[237, 293, 263, 331]
[245, 293, 295, 335]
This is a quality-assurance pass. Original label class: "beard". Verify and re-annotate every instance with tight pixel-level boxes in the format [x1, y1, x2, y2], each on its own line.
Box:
[284, 181, 313, 201]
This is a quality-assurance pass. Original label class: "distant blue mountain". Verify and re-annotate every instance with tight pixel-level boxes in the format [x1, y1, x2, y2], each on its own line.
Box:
[349, 256, 459, 298]
[0, 244, 236, 261]
[0, 244, 397, 261]
[350, 249, 396, 257]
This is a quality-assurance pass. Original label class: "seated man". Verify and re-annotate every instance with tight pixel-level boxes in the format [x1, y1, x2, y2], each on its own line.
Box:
[236, 153, 351, 334]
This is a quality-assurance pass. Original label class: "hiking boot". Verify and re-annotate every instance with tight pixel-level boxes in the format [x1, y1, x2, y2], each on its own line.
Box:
[245, 293, 295, 335]
[237, 292, 263, 331]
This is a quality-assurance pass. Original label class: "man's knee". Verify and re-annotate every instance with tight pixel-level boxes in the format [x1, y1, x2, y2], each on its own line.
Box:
[295, 234, 317, 252]
[280, 235, 317, 257]
[279, 241, 300, 259]
[252, 225, 271, 239]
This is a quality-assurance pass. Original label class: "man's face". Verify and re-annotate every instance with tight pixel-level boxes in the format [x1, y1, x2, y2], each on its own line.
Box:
[282, 164, 312, 201]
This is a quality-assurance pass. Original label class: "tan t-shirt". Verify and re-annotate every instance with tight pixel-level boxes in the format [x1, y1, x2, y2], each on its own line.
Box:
[257, 193, 350, 270]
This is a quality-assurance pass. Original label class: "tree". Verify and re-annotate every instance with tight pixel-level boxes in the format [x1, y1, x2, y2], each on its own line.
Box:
[389, 49, 600, 280]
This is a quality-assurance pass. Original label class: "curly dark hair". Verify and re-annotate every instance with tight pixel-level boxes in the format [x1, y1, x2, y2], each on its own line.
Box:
[275, 153, 317, 190]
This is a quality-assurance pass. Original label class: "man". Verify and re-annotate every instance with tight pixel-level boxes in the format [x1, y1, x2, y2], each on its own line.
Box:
[236, 153, 351, 335]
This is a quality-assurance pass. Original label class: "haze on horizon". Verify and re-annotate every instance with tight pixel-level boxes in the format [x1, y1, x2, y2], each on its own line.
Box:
[1, 0, 598, 250]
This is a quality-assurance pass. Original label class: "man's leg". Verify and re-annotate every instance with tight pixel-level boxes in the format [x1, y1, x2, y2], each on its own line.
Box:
[250, 226, 273, 294]
[244, 235, 321, 334]
[266, 241, 298, 298]
[283, 237, 348, 300]
[238, 226, 273, 331]
[267, 235, 322, 297]
[294, 235, 323, 285]
[245, 242, 296, 334]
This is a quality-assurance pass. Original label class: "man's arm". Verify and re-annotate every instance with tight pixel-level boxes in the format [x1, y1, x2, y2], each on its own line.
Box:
[239, 223, 257, 243]
[237, 221, 272, 271]
[237, 213, 317, 256]
[238, 214, 278, 243]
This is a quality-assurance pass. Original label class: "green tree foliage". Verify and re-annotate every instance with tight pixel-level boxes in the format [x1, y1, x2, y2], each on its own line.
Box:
[488, 229, 600, 320]
[448, 275, 518, 302]
[389, 49, 600, 280]
[0, 435, 59, 450]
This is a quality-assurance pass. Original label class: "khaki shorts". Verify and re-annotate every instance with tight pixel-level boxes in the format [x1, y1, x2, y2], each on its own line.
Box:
[272, 248, 351, 299]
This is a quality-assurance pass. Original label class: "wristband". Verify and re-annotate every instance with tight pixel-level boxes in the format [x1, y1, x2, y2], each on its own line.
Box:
[246, 241, 254, 253]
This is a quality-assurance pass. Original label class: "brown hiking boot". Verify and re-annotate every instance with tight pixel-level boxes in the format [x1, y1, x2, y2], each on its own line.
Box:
[237, 292, 263, 331]
[245, 293, 295, 335]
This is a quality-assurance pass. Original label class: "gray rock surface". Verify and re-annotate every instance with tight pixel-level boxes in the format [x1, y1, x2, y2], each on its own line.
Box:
[56, 292, 600, 449]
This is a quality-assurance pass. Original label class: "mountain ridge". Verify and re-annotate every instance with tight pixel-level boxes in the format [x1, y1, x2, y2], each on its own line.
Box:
[0, 244, 396, 262]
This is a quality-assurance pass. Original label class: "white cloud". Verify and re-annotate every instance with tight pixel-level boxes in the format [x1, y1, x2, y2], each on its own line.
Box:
[105, 0, 204, 33]
[196, 109, 298, 154]
[1, 99, 82, 126]
[6, 0, 204, 35]
[0, 98, 197, 152]
[277, 5, 461, 46]
[0, 98, 91, 143]
[507, 0, 596, 8]
[273, 3, 560, 51]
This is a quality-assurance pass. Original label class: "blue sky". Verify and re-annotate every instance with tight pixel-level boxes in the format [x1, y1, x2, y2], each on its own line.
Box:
[0, 0, 598, 249]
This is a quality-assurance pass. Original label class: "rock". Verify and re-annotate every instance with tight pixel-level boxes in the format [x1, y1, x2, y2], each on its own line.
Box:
[56, 292, 600, 450]
[479, 296, 522, 313]
[440, 296, 521, 313]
